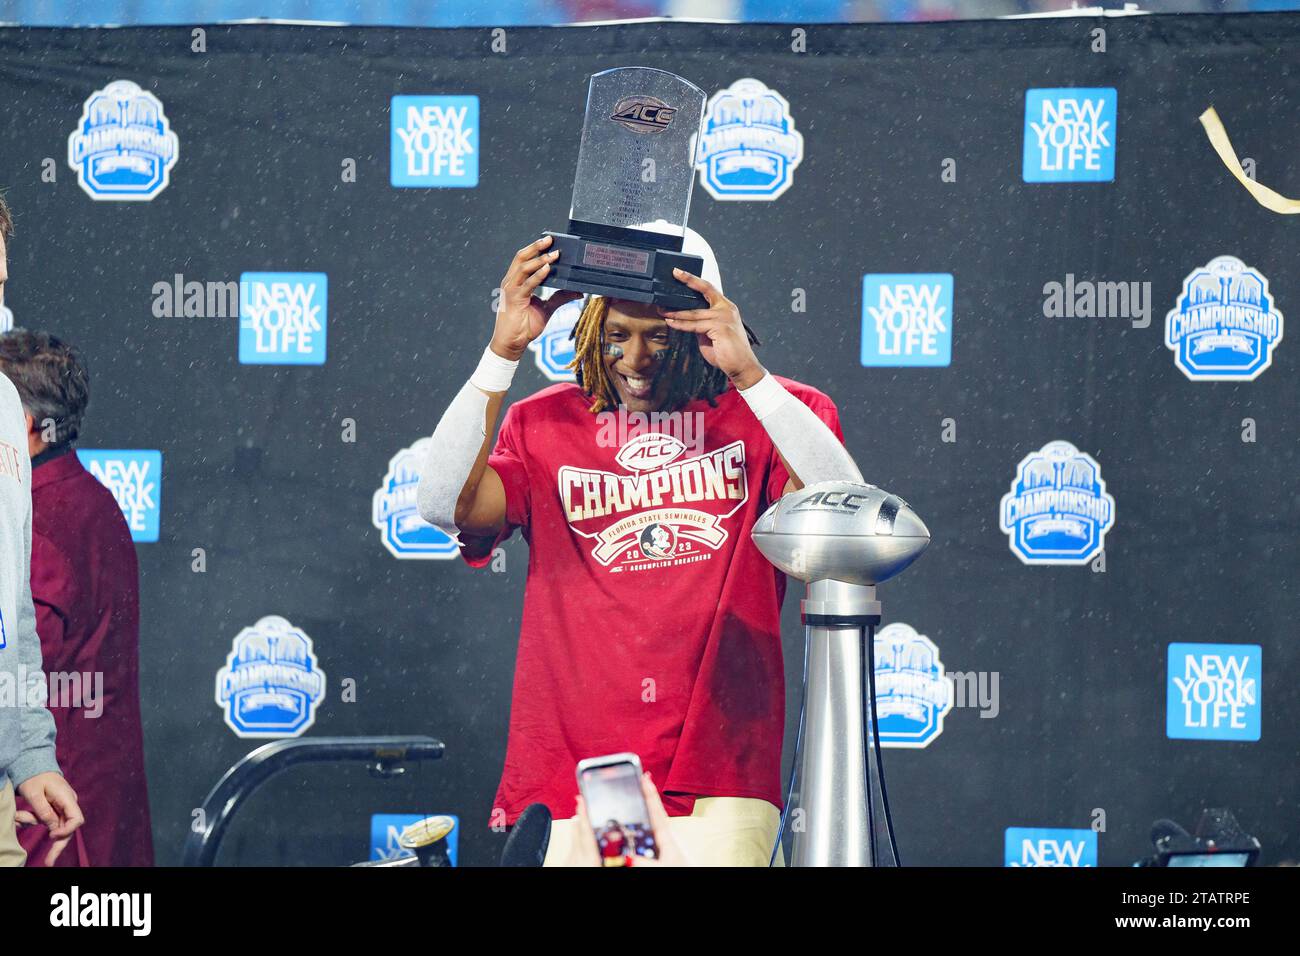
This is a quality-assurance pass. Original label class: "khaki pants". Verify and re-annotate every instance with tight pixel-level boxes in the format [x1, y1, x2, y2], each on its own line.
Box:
[0, 779, 27, 867]
[543, 796, 785, 867]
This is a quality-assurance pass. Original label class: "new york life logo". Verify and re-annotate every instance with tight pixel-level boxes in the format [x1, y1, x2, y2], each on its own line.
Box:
[1022, 88, 1116, 183]
[1167, 643, 1261, 742]
[873, 623, 953, 748]
[695, 78, 804, 201]
[528, 297, 582, 382]
[67, 80, 179, 201]
[372, 438, 460, 559]
[1000, 441, 1114, 565]
[1165, 256, 1284, 381]
[1005, 828, 1097, 867]
[77, 450, 161, 543]
[390, 95, 479, 187]
[239, 273, 327, 364]
[861, 274, 953, 367]
[370, 814, 460, 865]
[215, 615, 326, 738]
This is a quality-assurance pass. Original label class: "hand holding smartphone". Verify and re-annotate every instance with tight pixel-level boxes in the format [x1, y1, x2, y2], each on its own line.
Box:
[575, 752, 660, 866]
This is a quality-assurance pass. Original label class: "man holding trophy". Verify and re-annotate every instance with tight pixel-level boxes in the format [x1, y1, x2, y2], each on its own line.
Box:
[417, 68, 864, 866]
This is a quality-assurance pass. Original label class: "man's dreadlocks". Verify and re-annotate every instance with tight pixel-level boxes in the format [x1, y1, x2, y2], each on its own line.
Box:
[566, 295, 762, 414]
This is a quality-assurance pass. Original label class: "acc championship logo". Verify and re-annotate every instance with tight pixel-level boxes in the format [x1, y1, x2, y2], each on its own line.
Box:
[1005, 828, 1097, 867]
[529, 297, 582, 381]
[1167, 643, 1260, 742]
[215, 615, 326, 738]
[239, 272, 327, 365]
[390, 95, 479, 188]
[1022, 88, 1116, 183]
[695, 79, 804, 201]
[1165, 256, 1284, 381]
[373, 438, 460, 560]
[77, 449, 161, 543]
[1000, 441, 1114, 565]
[873, 623, 953, 748]
[861, 274, 953, 367]
[67, 80, 179, 201]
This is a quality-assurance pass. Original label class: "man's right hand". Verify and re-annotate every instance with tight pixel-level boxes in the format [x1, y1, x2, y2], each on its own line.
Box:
[491, 235, 583, 360]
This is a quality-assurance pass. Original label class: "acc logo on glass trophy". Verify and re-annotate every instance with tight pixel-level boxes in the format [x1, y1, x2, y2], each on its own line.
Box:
[1165, 256, 1284, 381]
[1000, 441, 1114, 566]
[67, 80, 179, 201]
[214, 616, 326, 739]
[373, 438, 460, 560]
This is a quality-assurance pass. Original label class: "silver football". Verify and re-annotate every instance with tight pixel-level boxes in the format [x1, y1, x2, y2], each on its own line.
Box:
[751, 480, 930, 585]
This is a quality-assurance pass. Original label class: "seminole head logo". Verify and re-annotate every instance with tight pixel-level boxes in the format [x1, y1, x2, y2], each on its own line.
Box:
[1000, 441, 1115, 566]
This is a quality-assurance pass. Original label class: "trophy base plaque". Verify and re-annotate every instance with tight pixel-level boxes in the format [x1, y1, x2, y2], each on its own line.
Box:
[543, 223, 708, 312]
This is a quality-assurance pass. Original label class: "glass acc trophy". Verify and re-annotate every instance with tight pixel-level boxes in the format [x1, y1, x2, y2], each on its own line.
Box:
[543, 67, 710, 311]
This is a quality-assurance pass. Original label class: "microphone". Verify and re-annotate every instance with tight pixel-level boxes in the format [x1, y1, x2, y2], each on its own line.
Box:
[501, 803, 552, 867]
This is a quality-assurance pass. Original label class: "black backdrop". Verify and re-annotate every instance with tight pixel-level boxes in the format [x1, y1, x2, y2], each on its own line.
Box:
[0, 13, 1296, 866]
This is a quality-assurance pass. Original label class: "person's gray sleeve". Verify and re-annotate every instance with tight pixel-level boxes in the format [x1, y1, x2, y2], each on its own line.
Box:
[6, 470, 60, 788]
[742, 374, 864, 486]
[415, 379, 491, 541]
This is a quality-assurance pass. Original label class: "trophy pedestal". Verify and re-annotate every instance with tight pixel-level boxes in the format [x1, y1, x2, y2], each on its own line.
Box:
[543, 230, 707, 311]
[791, 579, 890, 867]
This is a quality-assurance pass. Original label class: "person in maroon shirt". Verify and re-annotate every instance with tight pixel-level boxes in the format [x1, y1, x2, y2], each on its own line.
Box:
[0, 329, 153, 867]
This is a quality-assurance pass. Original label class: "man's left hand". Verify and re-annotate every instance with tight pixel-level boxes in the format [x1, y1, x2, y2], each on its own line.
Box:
[658, 269, 765, 389]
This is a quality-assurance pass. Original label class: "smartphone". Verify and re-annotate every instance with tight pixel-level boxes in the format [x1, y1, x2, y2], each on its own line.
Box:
[575, 753, 659, 866]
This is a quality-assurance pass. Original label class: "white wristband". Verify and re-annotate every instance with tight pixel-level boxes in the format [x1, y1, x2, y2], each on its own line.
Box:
[737, 370, 790, 421]
[470, 344, 520, 393]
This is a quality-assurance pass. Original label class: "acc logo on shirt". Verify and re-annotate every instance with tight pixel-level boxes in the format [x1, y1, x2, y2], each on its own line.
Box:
[528, 297, 582, 382]
[369, 814, 460, 865]
[1164, 256, 1284, 381]
[1022, 88, 1116, 183]
[215, 615, 326, 739]
[239, 273, 327, 365]
[373, 438, 460, 560]
[67, 80, 179, 201]
[873, 623, 953, 748]
[1005, 828, 1097, 867]
[77, 449, 161, 543]
[1000, 441, 1114, 566]
[1167, 643, 1260, 742]
[390, 95, 479, 187]
[695, 78, 804, 201]
[860, 274, 953, 367]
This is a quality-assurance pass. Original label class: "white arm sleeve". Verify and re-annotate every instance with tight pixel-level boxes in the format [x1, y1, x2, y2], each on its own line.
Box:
[415, 345, 519, 538]
[737, 371, 864, 487]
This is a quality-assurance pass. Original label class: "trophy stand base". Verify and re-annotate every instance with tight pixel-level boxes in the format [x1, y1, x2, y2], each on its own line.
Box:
[542, 231, 708, 311]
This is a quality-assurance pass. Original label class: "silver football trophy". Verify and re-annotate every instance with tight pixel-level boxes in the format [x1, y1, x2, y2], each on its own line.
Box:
[752, 482, 931, 866]
[543, 67, 710, 310]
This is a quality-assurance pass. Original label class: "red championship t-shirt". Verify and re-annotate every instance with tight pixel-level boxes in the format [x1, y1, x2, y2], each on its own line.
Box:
[461, 375, 845, 825]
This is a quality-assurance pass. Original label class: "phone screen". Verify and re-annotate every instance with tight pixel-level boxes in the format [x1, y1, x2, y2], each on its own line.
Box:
[579, 762, 659, 866]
